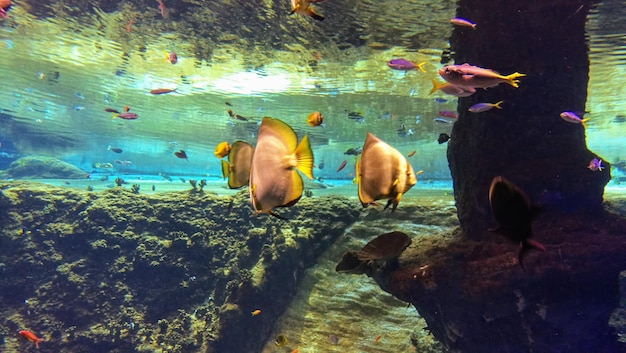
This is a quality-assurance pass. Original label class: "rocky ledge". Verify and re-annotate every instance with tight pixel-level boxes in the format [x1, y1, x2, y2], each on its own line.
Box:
[0, 181, 360, 352]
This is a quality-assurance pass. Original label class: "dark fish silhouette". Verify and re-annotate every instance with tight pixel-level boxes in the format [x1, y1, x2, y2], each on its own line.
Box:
[488, 176, 545, 269]
[437, 133, 450, 144]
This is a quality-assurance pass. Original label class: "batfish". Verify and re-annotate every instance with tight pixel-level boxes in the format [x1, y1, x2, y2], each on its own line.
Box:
[488, 176, 546, 269]
[355, 132, 417, 211]
[221, 141, 254, 189]
[249, 117, 314, 217]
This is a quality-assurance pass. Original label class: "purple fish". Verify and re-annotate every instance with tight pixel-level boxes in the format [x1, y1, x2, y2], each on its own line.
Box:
[587, 158, 603, 171]
[387, 58, 426, 72]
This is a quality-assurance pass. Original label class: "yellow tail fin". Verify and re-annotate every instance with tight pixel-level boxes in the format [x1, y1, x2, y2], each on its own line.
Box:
[581, 118, 590, 129]
[503, 72, 526, 88]
[429, 79, 444, 95]
[416, 62, 427, 73]
[294, 135, 314, 180]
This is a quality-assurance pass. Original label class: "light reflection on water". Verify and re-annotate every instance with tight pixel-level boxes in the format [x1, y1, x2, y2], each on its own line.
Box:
[0, 1, 625, 184]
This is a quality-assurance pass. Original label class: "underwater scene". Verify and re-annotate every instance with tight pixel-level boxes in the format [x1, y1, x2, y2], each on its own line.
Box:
[1, 0, 626, 352]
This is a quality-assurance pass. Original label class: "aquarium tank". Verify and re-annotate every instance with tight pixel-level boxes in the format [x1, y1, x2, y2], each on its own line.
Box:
[1, 0, 626, 352]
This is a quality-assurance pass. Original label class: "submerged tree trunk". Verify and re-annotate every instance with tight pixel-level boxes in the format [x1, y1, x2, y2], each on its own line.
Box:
[447, 0, 610, 238]
[366, 1, 626, 353]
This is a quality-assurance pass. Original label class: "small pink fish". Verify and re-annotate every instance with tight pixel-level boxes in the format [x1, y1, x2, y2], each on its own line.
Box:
[560, 111, 589, 128]
[438, 63, 526, 88]
[438, 110, 458, 119]
[450, 17, 477, 29]
[115, 112, 139, 120]
[587, 158, 603, 171]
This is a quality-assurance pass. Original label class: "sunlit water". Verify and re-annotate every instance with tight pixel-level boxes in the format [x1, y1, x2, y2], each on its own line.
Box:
[0, 0, 625, 189]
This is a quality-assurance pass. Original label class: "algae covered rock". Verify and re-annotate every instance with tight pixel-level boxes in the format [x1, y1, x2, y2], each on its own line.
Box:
[2, 156, 86, 179]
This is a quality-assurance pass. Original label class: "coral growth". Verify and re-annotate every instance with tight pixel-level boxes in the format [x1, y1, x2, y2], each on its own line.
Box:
[0, 182, 359, 353]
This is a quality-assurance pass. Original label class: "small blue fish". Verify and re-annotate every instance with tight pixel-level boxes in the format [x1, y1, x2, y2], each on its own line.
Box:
[434, 117, 455, 124]
[76, 92, 85, 99]
[73, 105, 85, 111]
[434, 98, 448, 103]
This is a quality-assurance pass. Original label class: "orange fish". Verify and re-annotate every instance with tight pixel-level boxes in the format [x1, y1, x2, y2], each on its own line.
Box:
[19, 330, 42, 348]
[306, 111, 323, 126]
[291, 349, 299, 353]
[0, 0, 11, 18]
[251, 309, 261, 316]
[289, 0, 324, 20]
[150, 87, 177, 95]
[374, 334, 381, 342]
[408, 150, 416, 157]
[214, 141, 231, 159]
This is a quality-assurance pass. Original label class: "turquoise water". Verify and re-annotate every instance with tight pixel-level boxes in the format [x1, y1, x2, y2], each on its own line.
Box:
[1, 1, 624, 188]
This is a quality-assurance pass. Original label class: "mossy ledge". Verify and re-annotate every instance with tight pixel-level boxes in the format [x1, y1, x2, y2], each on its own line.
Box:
[0, 181, 360, 353]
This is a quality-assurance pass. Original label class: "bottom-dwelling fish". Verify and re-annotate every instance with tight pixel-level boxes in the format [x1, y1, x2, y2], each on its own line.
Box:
[249, 117, 314, 218]
[221, 141, 254, 189]
[488, 176, 546, 270]
[355, 133, 417, 211]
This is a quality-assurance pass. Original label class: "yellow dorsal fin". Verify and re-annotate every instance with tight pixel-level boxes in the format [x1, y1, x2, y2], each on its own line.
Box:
[294, 134, 314, 180]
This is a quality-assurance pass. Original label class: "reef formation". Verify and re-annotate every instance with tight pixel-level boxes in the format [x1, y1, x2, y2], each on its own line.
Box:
[0, 181, 359, 352]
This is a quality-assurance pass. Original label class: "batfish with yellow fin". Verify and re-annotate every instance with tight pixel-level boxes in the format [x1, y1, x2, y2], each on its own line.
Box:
[221, 141, 254, 189]
[249, 117, 314, 218]
[355, 132, 417, 211]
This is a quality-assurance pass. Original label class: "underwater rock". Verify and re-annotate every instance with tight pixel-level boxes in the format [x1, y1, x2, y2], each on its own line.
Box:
[0, 182, 360, 353]
[372, 208, 626, 353]
[1, 156, 87, 179]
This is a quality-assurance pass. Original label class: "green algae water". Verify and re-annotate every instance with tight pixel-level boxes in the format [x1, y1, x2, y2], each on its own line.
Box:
[1, 1, 626, 352]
